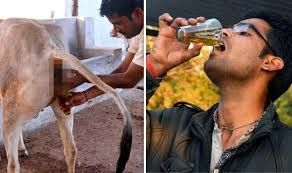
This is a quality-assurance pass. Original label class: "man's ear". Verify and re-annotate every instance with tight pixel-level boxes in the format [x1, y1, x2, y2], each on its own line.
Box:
[261, 55, 284, 71]
[131, 7, 143, 19]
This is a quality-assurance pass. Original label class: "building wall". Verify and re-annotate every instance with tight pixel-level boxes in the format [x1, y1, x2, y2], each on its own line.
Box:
[73, 0, 126, 49]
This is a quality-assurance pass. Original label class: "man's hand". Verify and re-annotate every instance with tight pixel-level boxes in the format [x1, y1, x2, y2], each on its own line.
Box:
[59, 92, 88, 113]
[149, 13, 205, 77]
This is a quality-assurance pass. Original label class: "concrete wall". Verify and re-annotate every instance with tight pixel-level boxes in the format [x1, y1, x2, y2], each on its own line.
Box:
[40, 17, 94, 57]
[40, 18, 79, 56]
[39, 17, 123, 59]
[69, 0, 127, 49]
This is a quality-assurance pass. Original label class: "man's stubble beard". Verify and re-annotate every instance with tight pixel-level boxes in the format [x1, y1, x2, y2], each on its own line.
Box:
[203, 57, 257, 88]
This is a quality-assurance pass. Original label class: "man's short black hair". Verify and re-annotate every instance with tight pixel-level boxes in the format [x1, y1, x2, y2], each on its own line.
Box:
[100, 0, 143, 19]
[240, 10, 292, 101]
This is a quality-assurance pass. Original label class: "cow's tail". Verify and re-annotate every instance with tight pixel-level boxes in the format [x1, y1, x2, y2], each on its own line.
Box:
[53, 49, 132, 173]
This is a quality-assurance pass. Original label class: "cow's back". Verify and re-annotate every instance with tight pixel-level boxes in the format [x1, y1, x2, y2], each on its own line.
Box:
[0, 18, 68, 112]
[43, 23, 69, 52]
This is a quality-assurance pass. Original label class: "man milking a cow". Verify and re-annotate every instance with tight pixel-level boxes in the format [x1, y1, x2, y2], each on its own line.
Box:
[59, 0, 144, 112]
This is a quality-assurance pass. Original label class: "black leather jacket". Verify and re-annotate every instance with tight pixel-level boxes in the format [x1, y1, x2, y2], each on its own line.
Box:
[146, 71, 292, 172]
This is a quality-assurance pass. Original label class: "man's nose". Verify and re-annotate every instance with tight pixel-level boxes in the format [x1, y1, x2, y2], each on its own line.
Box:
[113, 27, 119, 33]
[113, 26, 120, 32]
[222, 28, 232, 38]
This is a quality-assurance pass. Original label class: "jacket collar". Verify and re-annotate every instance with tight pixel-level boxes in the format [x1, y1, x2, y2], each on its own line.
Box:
[190, 104, 218, 148]
[190, 102, 278, 142]
[249, 102, 277, 141]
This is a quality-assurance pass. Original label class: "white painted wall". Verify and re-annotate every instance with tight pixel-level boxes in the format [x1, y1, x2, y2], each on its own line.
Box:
[0, 0, 66, 19]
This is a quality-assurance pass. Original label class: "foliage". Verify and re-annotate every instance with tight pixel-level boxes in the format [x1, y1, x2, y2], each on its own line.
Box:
[147, 45, 219, 110]
[276, 87, 292, 125]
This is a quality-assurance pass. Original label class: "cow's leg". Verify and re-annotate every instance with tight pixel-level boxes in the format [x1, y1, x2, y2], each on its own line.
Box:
[18, 131, 29, 158]
[2, 109, 22, 173]
[50, 100, 76, 173]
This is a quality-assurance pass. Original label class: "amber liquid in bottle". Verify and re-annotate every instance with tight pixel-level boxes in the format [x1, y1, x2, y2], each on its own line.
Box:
[178, 28, 222, 46]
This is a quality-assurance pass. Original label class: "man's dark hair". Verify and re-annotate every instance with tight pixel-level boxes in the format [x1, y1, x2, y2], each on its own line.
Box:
[100, 0, 143, 19]
[240, 10, 292, 101]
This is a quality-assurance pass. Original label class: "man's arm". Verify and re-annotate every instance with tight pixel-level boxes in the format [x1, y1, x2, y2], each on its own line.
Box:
[57, 52, 135, 92]
[60, 31, 142, 110]
[112, 52, 135, 73]
[82, 62, 143, 101]
[146, 14, 205, 102]
[146, 69, 161, 102]
[83, 50, 141, 99]
[147, 14, 204, 77]
[60, 57, 143, 110]
[146, 14, 206, 171]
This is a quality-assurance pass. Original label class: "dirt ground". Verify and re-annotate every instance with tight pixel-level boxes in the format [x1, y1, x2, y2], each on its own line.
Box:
[0, 89, 144, 173]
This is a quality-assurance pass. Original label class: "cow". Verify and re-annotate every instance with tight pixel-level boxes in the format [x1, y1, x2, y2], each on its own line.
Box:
[0, 18, 132, 173]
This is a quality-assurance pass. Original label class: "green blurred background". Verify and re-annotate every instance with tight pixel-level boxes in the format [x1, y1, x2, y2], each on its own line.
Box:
[147, 34, 292, 126]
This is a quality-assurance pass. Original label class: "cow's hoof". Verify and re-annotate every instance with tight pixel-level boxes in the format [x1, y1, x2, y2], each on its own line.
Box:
[19, 149, 29, 158]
